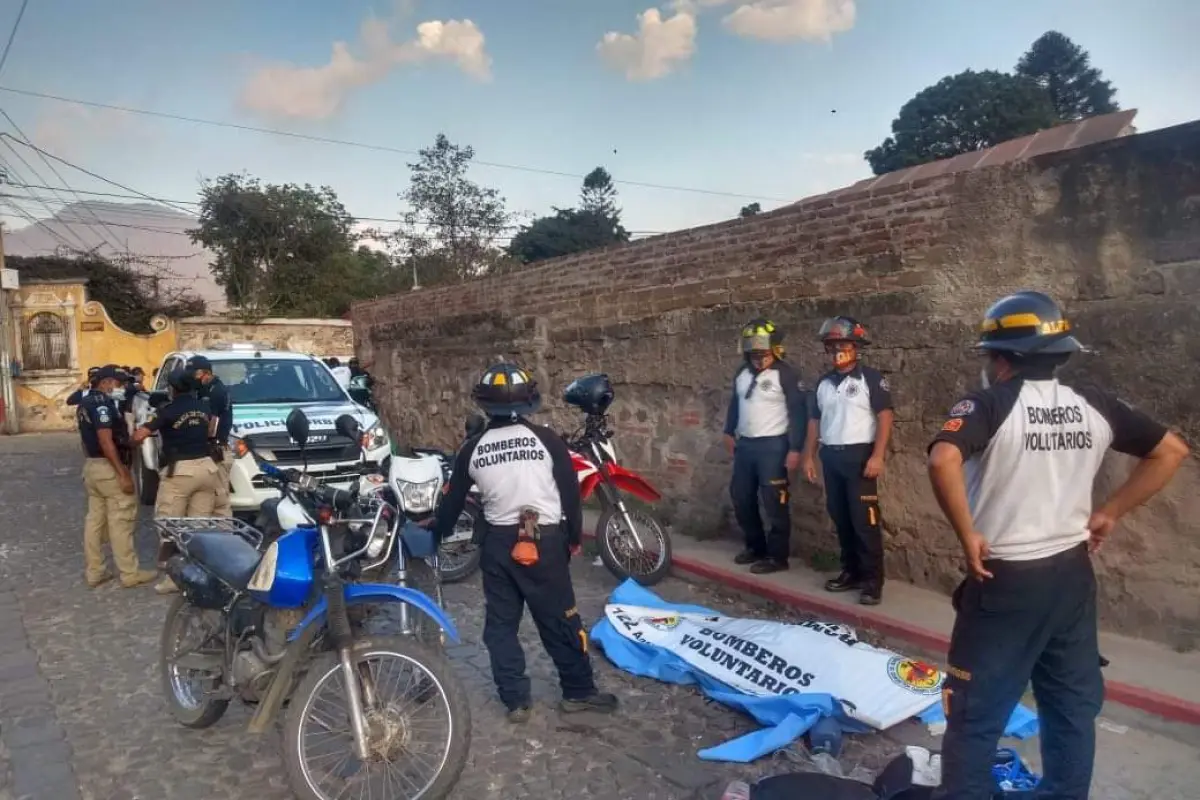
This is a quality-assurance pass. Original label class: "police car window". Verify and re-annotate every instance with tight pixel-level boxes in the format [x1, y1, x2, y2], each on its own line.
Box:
[214, 358, 346, 405]
[155, 358, 179, 391]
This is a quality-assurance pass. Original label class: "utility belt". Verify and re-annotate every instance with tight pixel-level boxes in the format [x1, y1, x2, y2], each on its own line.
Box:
[163, 453, 213, 478]
[488, 510, 561, 567]
[207, 439, 226, 464]
[983, 542, 1088, 573]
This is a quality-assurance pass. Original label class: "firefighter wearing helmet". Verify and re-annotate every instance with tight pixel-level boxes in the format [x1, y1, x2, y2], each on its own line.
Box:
[433, 362, 618, 723]
[801, 315, 894, 606]
[723, 318, 810, 574]
[927, 290, 1187, 798]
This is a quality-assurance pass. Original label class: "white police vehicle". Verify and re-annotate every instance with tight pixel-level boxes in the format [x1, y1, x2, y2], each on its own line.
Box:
[131, 343, 390, 515]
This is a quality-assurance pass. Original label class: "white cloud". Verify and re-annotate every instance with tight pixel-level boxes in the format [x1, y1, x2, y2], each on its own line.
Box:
[239, 11, 491, 121]
[597, 8, 698, 81]
[28, 104, 133, 159]
[719, 0, 856, 42]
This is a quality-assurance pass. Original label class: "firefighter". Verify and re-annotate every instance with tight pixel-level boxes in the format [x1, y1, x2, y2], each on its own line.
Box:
[131, 367, 221, 595]
[723, 318, 809, 574]
[77, 365, 157, 589]
[801, 316, 894, 606]
[434, 362, 618, 723]
[927, 290, 1187, 799]
[186, 356, 234, 517]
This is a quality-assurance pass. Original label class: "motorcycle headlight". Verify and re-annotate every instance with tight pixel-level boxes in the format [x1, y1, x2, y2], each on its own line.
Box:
[397, 479, 439, 514]
[361, 426, 389, 451]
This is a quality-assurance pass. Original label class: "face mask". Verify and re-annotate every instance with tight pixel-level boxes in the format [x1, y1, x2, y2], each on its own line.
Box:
[109, 388, 126, 401]
[832, 348, 856, 370]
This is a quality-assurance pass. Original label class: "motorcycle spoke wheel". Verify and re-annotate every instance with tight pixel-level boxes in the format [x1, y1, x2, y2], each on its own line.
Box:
[603, 509, 669, 578]
[289, 644, 461, 800]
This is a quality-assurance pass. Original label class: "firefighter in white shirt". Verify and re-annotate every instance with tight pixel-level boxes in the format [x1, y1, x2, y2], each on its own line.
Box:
[435, 362, 618, 723]
[927, 290, 1187, 800]
[723, 318, 810, 575]
[801, 316, 894, 605]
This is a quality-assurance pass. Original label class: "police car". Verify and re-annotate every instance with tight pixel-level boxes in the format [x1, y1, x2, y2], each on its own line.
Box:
[130, 343, 390, 515]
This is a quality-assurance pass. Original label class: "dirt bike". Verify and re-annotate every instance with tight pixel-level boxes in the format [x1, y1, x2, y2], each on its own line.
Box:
[562, 374, 673, 586]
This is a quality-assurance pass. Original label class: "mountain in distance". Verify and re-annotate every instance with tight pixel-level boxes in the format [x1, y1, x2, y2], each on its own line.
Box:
[4, 200, 226, 311]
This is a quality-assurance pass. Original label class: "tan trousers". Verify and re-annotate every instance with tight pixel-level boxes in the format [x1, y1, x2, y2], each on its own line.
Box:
[155, 457, 221, 517]
[213, 447, 233, 518]
[82, 459, 139, 583]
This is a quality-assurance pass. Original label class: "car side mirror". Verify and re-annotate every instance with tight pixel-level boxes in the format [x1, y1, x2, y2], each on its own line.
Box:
[465, 413, 486, 439]
[152, 366, 159, 377]
[335, 413, 362, 442]
[148, 391, 170, 409]
[286, 408, 310, 449]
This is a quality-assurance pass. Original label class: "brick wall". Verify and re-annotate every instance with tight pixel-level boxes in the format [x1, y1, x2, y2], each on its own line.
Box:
[353, 121, 1200, 648]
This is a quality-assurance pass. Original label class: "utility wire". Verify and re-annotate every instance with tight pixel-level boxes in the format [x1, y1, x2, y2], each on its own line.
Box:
[0, 0, 29, 78]
[0, 84, 790, 203]
[0, 150, 94, 250]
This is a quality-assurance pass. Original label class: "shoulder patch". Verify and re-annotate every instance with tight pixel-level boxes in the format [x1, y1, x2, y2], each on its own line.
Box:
[878, 376, 891, 392]
[949, 399, 976, 417]
[96, 405, 111, 424]
[942, 418, 963, 432]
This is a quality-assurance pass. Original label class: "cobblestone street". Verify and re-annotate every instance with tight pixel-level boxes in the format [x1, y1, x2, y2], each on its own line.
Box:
[3, 434, 1199, 800]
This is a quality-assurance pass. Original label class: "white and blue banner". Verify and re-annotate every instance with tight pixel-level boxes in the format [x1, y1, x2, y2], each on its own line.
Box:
[590, 581, 1038, 763]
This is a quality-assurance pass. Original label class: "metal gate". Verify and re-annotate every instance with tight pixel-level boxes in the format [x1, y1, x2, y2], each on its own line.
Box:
[21, 311, 70, 371]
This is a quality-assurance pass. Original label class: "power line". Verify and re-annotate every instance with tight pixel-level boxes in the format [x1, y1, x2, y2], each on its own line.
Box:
[0, 150, 94, 250]
[0, 84, 790, 203]
[0, 0, 29, 78]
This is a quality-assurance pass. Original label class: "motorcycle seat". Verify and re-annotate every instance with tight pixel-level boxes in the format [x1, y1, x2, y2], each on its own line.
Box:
[184, 532, 263, 590]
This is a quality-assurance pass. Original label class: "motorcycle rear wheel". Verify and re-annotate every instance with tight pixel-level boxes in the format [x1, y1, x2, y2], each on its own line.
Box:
[282, 635, 471, 800]
[159, 596, 230, 729]
[596, 500, 673, 586]
[437, 504, 483, 583]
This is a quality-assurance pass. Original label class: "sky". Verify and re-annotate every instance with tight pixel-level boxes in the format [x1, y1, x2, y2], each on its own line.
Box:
[0, 0, 1197, 249]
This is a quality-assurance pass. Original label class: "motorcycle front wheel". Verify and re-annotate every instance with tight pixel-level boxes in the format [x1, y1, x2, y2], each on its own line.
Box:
[437, 505, 483, 584]
[282, 636, 471, 800]
[596, 500, 673, 586]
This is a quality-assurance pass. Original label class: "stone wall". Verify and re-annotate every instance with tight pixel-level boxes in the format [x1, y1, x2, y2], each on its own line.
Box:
[352, 121, 1200, 648]
[177, 317, 354, 357]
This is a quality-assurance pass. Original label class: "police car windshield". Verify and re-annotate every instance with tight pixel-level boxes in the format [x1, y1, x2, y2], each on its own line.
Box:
[210, 358, 347, 405]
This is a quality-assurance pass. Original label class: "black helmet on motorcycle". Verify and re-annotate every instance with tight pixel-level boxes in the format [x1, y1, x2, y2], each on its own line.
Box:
[976, 290, 1082, 355]
[472, 362, 542, 418]
[741, 318, 784, 358]
[818, 316, 870, 345]
[166, 367, 199, 395]
[563, 373, 615, 416]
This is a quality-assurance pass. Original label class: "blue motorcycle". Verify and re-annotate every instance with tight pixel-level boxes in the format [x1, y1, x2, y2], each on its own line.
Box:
[156, 408, 471, 800]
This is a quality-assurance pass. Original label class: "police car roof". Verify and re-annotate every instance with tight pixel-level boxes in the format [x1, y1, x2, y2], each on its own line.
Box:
[172, 345, 316, 362]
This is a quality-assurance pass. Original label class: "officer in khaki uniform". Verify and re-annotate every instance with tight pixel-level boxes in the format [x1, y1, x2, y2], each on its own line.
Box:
[186, 356, 234, 517]
[131, 368, 220, 594]
[78, 366, 157, 588]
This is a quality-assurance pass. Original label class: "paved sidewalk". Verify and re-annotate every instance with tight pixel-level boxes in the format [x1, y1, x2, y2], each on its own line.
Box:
[660, 532, 1200, 724]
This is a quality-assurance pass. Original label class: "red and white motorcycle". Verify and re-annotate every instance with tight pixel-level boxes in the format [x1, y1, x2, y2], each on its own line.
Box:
[563, 374, 673, 586]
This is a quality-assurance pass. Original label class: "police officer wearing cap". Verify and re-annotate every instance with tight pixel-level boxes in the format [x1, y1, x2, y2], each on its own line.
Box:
[801, 316, 894, 605]
[724, 318, 809, 574]
[435, 363, 619, 723]
[186, 355, 234, 517]
[131, 367, 220, 594]
[67, 366, 101, 406]
[927, 291, 1188, 799]
[77, 365, 158, 589]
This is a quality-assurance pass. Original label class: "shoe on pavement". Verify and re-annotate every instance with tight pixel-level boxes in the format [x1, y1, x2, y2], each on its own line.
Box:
[506, 706, 532, 724]
[824, 571, 861, 593]
[86, 571, 114, 589]
[733, 549, 764, 566]
[750, 558, 789, 575]
[859, 585, 882, 606]
[560, 692, 618, 714]
[121, 570, 159, 589]
[154, 575, 180, 594]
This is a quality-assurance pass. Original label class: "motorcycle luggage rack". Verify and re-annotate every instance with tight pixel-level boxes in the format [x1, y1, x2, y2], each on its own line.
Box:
[153, 517, 264, 550]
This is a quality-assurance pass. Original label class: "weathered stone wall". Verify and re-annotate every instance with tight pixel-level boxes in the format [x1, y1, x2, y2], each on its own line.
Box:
[177, 317, 354, 356]
[352, 122, 1200, 648]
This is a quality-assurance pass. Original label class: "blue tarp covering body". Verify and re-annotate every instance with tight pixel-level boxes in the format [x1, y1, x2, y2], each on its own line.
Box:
[590, 580, 1039, 763]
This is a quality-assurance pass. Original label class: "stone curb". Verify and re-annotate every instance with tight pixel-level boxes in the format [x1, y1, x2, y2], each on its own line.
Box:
[665, 553, 1200, 727]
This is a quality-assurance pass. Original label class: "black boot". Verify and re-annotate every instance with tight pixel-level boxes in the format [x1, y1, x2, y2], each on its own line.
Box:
[560, 691, 619, 714]
[733, 549, 764, 566]
[506, 705, 532, 723]
[859, 583, 882, 606]
[750, 558, 789, 575]
[824, 571, 861, 593]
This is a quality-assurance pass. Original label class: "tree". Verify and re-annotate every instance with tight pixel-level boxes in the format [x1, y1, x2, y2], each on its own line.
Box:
[1016, 31, 1118, 122]
[506, 166, 630, 265]
[739, 202, 761, 218]
[188, 173, 363, 318]
[7, 254, 205, 333]
[400, 134, 513, 282]
[864, 70, 1057, 175]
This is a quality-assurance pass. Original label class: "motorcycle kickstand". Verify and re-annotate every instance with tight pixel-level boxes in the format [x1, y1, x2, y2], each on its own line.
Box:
[338, 647, 372, 762]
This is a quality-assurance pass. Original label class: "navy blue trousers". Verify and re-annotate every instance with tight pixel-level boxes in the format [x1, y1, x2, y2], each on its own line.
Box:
[730, 435, 791, 562]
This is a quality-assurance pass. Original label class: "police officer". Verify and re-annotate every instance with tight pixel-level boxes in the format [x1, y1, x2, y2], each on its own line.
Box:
[927, 291, 1187, 799]
[800, 316, 894, 605]
[78, 365, 157, 589]
[132, 367, 221, 594]
[186, 356, 234, 517]
[723, 318, 809, 575]
[435, 363, 618, 723]
[67, 366, 101, 407]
